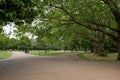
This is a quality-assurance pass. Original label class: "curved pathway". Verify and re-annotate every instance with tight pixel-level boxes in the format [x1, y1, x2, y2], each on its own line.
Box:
[0, 51, 120, 80]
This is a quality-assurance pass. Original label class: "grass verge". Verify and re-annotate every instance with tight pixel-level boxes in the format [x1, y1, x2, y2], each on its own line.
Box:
[0, 51, 11, 59]
[77, 53, 118, 62]
[30, 50, 64, 56]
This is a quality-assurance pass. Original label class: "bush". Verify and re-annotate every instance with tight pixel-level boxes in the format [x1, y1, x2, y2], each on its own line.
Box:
[102, 50, 109, 57]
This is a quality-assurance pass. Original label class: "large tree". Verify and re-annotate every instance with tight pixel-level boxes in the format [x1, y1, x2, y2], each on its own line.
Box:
[34, 0, 120, 60]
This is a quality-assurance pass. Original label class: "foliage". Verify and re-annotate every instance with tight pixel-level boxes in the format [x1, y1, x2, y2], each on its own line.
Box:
[18, 36, 31, 50]
[9, 38, 19, 50]
[0, 0, 39, 24]
[102, 50, 109, 57]
[0, 0, 120, 60]
[104, 36, 117, 52]
[0, 34, 9, 50]
[34, 0, 120, 60]
[0, 34, 32, 51]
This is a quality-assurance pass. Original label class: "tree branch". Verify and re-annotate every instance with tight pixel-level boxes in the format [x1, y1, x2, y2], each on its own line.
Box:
[73, 20, 118, 40]
[48, 3, 118, 40]
[49, 4, 75, 21]
[86, 20, 120, 32]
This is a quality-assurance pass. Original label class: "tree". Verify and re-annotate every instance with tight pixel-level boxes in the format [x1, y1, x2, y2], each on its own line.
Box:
[34, 0, 120, 60]
[104, 36, 117, 53]
[101, 0, 120, 60]
[0, 34, 9, 50]
[93, 31, 105, 56]
[1, 0, 120, 60]
[9, 38, 19, 50]
[18, 36, 31, 51]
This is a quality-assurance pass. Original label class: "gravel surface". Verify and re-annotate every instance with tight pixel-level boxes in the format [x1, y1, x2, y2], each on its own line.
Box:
[0, 51, 120, 80]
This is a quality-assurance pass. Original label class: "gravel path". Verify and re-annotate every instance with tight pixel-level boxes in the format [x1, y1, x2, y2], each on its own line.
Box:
[0, 51, 120, 80]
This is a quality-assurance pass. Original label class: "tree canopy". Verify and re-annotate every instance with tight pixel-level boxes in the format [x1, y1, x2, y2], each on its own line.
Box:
[0, 0, 39, 25]
[1, 0, 120, 60]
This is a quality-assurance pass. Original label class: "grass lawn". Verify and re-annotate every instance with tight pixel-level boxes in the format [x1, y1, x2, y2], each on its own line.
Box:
[0, 51, 11, 59]
[30, 50, 65, 56]
[77, 53, 118, 62]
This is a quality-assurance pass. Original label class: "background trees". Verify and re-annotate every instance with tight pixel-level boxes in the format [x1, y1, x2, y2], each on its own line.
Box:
[18, 36, 31, 50]
[0, 34, 9, 50]
[0, 34, 32, 51]
[34, 0, 120, 60]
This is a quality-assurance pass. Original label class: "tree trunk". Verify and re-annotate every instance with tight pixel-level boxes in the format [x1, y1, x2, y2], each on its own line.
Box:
[93, 31, 104, 56]
[84, 47, 87, 52]
[90, 46, 93, 53]
[116, 21, 120, 60]
[117, 35, 120, 60]
[111, 6, 120, 60]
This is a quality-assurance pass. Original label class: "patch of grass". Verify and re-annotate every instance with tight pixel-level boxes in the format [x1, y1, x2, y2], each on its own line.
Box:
[0, 51, 11, 59]
[30, 50, 64, 56]
[77, 53, 118, 62]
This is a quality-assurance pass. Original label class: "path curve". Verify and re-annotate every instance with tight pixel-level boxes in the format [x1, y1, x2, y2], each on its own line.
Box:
[0, 51, 120, 80]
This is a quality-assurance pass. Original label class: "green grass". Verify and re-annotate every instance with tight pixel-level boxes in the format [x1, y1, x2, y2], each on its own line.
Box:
[77, 53, 118, 62]
[0, 51, 11, 59]
[30, 50, 65, 56]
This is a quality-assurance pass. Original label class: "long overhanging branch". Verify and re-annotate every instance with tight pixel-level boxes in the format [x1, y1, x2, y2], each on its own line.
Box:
[56, 21, 105, 38]
[73, 20, 118, 40]
[75, 30, 103, 41]
[36, 18, 111, 42]
[48, 3, 118, 40]
[48, 1, 119, 33]
[86, 20, 120, 32]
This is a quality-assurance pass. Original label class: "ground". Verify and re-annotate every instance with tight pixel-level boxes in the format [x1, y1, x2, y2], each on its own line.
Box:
[0, 51, 120, 80]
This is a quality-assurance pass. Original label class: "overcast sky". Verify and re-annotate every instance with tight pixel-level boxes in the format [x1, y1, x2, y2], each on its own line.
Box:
[3, 23, 37, 39]
[3, 23, 16, 38]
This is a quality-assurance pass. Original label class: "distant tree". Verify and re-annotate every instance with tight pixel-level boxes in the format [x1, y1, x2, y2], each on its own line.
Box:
[18, 36, 31, 51]
[0, 34, 9, 50]
[9, 38, 19, 50]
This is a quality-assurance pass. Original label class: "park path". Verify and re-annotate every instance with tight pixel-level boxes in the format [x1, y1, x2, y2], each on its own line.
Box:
[0, 51, 120, 80]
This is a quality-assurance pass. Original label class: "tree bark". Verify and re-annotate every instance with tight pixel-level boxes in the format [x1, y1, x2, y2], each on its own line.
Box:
[117, 37, 120, 60]
[84, 47, 87, 52]
[117, 31, 120, 60]
[93, 31, 104, 56]
[116, 14, 120, 60]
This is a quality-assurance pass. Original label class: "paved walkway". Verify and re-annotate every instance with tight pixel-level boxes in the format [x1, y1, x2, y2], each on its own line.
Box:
[0, 51, 120, 80]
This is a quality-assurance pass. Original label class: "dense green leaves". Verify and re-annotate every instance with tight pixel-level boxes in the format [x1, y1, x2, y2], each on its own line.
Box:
[0, 34, 9, 50]
[18, 36, 31, 50]
[0, 0, 39, 25]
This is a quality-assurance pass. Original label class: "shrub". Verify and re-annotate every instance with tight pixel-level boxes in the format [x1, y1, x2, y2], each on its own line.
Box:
[102, 50, 109, 57]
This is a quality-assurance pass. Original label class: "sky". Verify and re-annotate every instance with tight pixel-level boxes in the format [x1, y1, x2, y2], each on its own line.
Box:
[3, 23, 37, 39]
[3, 22, 16, 38]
